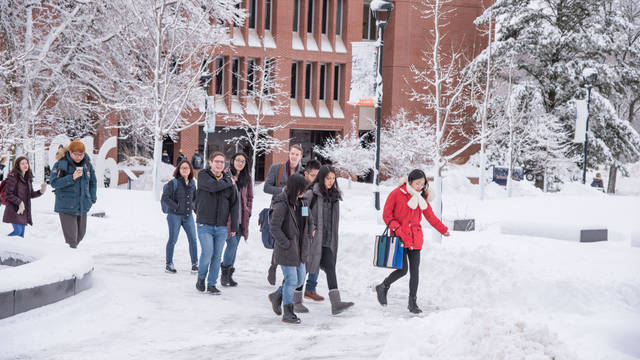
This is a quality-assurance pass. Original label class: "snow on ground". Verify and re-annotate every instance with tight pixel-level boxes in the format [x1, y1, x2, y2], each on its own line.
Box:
[0, 178, 639, 359]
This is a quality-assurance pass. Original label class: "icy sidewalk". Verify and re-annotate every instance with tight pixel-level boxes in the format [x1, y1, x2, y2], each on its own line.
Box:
[0, 181, 639, 359]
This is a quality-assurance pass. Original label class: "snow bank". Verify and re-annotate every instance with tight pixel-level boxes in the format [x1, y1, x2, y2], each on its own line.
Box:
[499, 221, 608, 242]
[632, 231, 640, 248]
[0, 239, 94, 293]
[378, 309, 575, 360]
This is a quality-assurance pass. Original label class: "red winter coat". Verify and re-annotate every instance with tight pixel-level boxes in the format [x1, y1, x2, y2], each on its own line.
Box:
[383, 184, 448, 250]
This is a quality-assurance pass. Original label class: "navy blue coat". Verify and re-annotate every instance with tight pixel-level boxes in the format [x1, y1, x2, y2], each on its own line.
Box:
[50, 150, 97, 216]
[162, 177, 197, 216]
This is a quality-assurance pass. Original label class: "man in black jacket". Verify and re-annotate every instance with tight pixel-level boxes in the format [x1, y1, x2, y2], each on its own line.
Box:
[195, 152, 239, 295]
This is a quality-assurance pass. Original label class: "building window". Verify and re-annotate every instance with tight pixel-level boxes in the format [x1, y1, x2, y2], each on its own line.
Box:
[232, 57, 240, 96]
[333, 64, 340, 102]
[307, 0, 314, 34]
[249, 0, 257, 29]
[291, 62, 298, 99]
[264, 58, 275, 95]
[319, 63, 326, 100]
[234, 3, 241, 27]
[305, 62, 312, 100]
[362, 2, 377, 40]
[265, 0, 272, 31]
[247, 58, 256, 93]
[336, 0, 343, 36]
[215, 56, 224, 95]
[293, 0, 300, 32]
[321, 0, 328, 34]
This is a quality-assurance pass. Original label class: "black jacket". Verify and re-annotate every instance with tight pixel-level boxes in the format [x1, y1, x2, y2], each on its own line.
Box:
[196, 169, 239, 229]
[270, 190, 314, 267]
[162, 177, 197, 216]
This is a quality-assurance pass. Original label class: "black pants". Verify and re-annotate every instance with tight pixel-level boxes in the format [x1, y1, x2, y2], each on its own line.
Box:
[297, 246, 339, 291]
[383, 249, 420, 297]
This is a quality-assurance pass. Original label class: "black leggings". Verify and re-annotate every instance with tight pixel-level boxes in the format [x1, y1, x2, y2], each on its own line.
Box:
[383, 249, 420, 297]
[297, 246, 339, 291]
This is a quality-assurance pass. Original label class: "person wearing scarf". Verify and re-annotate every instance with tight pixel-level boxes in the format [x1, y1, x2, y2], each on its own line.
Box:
[375, 169, 450, 314]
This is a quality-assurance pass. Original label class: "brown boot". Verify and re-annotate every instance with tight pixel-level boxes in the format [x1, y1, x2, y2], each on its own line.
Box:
[304, 290, 325, 302]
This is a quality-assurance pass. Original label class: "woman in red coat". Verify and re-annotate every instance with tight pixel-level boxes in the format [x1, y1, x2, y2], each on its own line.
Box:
[2, 157, 46, 237]
[375, 169, 450, 314]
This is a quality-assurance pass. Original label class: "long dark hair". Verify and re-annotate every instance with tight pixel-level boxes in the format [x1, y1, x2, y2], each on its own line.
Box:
[229, 152, 251, 189]
[173, 160, 194, 181]
[10, 156, 33, 180]
[408, 169, 429, 198]
[313, 165, 342, 201]
[285, 174, 308, 205]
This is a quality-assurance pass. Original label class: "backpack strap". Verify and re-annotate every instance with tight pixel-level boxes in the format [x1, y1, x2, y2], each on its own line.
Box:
[276, 163, 285, 187]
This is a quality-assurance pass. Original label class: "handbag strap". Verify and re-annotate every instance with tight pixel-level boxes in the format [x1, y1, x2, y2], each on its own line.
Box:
[382, 219, 397, 237]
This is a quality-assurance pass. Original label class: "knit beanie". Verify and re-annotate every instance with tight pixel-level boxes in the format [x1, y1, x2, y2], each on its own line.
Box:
[68, 140, 85, 153]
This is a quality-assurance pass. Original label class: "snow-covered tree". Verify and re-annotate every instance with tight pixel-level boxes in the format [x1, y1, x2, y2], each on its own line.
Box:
[314, 119, 374, 186]
[0, 1, 121, 155]
[108, 0, 245, 198]
[472, 0, 640, 193]
[409, 0, 490, 241]
[222, 59, 291, 182]
[379, 110, 437, 179]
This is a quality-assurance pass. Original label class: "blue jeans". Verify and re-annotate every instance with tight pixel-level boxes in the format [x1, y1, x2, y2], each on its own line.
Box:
[166, 213, 198, 265]
[197, 224, 227, 286]
[222, 233, 241, 267]
[277, 264, 306, 305]
[8, 224, 25, 237]
[305, 272, 319, 292]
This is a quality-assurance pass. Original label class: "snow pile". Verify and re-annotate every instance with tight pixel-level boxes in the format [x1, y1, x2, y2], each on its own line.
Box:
[617, 162, 640, 196]
[558, 182, 607, 197]
[378, 309, 575, 360]
[499, 221, 606, 242]
[0, 238, 94, 292]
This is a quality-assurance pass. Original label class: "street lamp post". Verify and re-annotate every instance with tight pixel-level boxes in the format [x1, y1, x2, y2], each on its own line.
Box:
[582, 68, 597, 184]
[371, 0, 394, 211]
[200, 72, 212, 165]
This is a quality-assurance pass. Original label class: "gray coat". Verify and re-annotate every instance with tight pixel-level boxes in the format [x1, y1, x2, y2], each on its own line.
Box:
[263, 162, 302, 197]
[306, 183, 340, 274]
[270, 190, 314, 267]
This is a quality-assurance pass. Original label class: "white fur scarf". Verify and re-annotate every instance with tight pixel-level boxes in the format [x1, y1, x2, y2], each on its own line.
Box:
[405, 180, 433, 210]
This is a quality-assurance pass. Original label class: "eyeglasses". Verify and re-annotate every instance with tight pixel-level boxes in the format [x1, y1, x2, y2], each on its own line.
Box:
[213, 160, 225, 164]
[71, 152, 84, 157]
[180, 166, 191, 170]
[235, 158, 246, 164]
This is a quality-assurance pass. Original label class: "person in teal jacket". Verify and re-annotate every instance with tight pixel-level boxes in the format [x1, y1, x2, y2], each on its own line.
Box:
[50, 140, 97, 248]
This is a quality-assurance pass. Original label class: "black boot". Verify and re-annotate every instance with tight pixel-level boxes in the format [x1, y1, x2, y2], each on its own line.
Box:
[268, 290, 283, 316]
[375, 282, 389, 306]
[220, 265, 231, 287]
[228, 267, 238, 287]
[267, 264, 277, 286]
[408, 296, 422, 314]
[196, 278, 205, 292]
[282, 304, 301, 324]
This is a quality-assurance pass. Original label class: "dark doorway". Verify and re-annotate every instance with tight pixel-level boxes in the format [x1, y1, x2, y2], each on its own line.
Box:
[289, 129, 337, 164]
[199, 126, 266, 181]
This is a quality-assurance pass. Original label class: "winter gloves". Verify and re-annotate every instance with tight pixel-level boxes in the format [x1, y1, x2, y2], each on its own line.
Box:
[40, 183, 47, 194]
[17, 201, 25, 215]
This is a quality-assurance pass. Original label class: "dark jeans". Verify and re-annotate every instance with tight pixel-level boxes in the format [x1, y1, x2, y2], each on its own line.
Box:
[59, 213, 87, 248]
[383, 249, 421, 297]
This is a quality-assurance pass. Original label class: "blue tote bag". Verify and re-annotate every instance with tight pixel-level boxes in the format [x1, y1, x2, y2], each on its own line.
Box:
[373, 220, 404, 269]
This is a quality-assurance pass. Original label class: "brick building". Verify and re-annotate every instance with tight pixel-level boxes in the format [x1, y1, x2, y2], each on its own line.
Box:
[117, 0, 491, 181]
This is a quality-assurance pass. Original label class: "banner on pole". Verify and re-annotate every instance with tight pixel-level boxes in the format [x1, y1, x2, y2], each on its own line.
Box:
[574, 99, 588, 143]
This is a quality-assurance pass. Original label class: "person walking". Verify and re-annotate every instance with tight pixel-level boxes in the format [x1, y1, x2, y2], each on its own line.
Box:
[220, 152, 253, 287]
[263, 144, 303, 285]
[267, 174, 314, 324]
[375, 169, 450, 314]
[2, 157, 46, 237]
[162, 160, 198, 274]
[176, 150, 187, 166]
[195, 152, 239, 295]
[295, 166, 354, 314]
[50, 140, 97, 248]
[191, 150, 204, 170]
